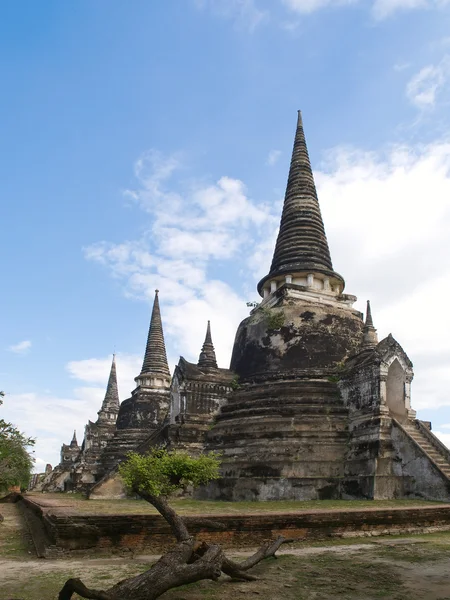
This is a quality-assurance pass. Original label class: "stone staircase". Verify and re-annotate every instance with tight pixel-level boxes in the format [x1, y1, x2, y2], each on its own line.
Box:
[401, 420, 450, 478]
[100, 429, 154, 472]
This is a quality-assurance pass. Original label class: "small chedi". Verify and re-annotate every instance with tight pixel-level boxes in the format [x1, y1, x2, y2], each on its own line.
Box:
[40, 112, 450, 501]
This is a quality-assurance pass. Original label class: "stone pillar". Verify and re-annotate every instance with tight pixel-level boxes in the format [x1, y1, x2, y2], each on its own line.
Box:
[405, 376, 416, 419]
[307, 273, 314, 288]
[270, 281, 277, 293]
[379, 372, 389, 414]
[285, 275, 292, 284]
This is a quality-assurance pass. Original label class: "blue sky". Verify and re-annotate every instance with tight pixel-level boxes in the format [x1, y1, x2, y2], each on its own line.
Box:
[2, 0, 450, 470]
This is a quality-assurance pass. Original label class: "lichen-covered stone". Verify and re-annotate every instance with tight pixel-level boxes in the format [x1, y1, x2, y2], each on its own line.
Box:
[231, 286, 363, 382]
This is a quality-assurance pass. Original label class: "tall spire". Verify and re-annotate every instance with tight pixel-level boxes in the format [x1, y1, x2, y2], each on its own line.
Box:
[140, 290, 171, 377]
[198, 321, 218, 369]
[70, 430, 78, 447]
[257, 111, 344, 296]
[100, 354, 120, 413]
[362, 300, 378, 349]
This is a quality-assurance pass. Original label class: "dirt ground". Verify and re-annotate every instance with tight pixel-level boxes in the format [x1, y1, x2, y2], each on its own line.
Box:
[2, 503, 450, 600]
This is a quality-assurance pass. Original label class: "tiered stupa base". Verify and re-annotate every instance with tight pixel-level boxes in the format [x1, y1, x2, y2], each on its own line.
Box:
[203, 379, 351, 501]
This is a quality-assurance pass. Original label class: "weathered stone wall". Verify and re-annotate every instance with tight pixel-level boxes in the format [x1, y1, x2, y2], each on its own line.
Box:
[338, 337, 420, 500]
[205, 378, 352, 500]
[230, 288, 363, 382]
[89, 470, 128, 499]
[392, 422, 450, 501]
[116, 389, 171, 430]
[19, 495, 450, 554]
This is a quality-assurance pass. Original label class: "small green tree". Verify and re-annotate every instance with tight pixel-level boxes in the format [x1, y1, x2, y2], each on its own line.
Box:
[120, 448, 221, 496]
[58, 448, 291, 600]
[0, 393, 35, 492]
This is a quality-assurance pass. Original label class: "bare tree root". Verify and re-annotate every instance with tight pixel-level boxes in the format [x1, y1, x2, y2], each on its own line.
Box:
[225, 534, 295, 572]
[195, 534, 294, 581]
[58, 578, 111, 600]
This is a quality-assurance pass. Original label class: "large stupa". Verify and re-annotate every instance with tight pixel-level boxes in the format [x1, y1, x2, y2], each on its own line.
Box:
[201, 112, 450, 501]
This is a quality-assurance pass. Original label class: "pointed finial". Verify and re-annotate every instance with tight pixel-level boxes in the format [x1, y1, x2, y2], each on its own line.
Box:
[140, 290, 171, 377]
[365, 300, 374, 328]
[198, 320, 218, 369]
[257, 110, 344, 296]
[205, 320, 212, 342]
[362, 300, 378, 350]
[99, 353, 120, 417]
[70, 430, 78, 447]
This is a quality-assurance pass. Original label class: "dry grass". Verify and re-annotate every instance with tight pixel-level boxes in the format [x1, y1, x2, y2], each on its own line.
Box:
[27, 493, 444, 515]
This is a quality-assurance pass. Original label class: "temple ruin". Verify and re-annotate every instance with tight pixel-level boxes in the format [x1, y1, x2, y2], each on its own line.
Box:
[40, 111, 450, 502]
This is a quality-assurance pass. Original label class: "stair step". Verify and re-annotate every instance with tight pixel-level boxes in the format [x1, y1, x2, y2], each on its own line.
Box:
[403, 427, 450, 473]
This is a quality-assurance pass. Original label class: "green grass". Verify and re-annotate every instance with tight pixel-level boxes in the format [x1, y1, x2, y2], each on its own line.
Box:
[0, 504, 34, 558]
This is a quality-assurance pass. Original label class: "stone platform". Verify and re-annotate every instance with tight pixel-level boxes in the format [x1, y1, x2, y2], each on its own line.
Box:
[17, 495, 450, 557]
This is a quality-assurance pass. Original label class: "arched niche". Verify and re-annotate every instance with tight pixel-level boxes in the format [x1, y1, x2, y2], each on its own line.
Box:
[386, 358, 407, 422]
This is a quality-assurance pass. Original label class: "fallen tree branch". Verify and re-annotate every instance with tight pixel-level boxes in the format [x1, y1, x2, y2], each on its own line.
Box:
[58, 578, 111, 600]
[227, 535, 295, 571]
[58, 473, 296, 599]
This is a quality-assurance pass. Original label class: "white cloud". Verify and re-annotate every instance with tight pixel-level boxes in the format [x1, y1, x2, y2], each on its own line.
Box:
[393, 62, 411, 72]
[266, 150, 282, 166]
[281, 0, 450, 18]
[8, 340, 32, 354]
[3, 353, 145, 470]
[433, 431, 450, 450]
[85, 151, 278, 369]
[4, 390, 97, 470]
[67, 353, 142, 401]
[194, 0, 267, 31]
[406, 58, 450, 109]
[282, 0, 357, 14]
[372, 0, 450, 20]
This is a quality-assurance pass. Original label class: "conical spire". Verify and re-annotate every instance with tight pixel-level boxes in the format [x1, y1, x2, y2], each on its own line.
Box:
[365, 300, 374, 328]
[100, 354, 120, 413]
[198, 321, 218, 369]
[70, 430, 78, 447]
[140, 290, 171, 377]
[257, 111, 344, 296]
[362, 300, 378, 349]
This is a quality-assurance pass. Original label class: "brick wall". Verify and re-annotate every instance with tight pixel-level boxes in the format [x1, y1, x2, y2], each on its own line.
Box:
[19, 496, 450, 555]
